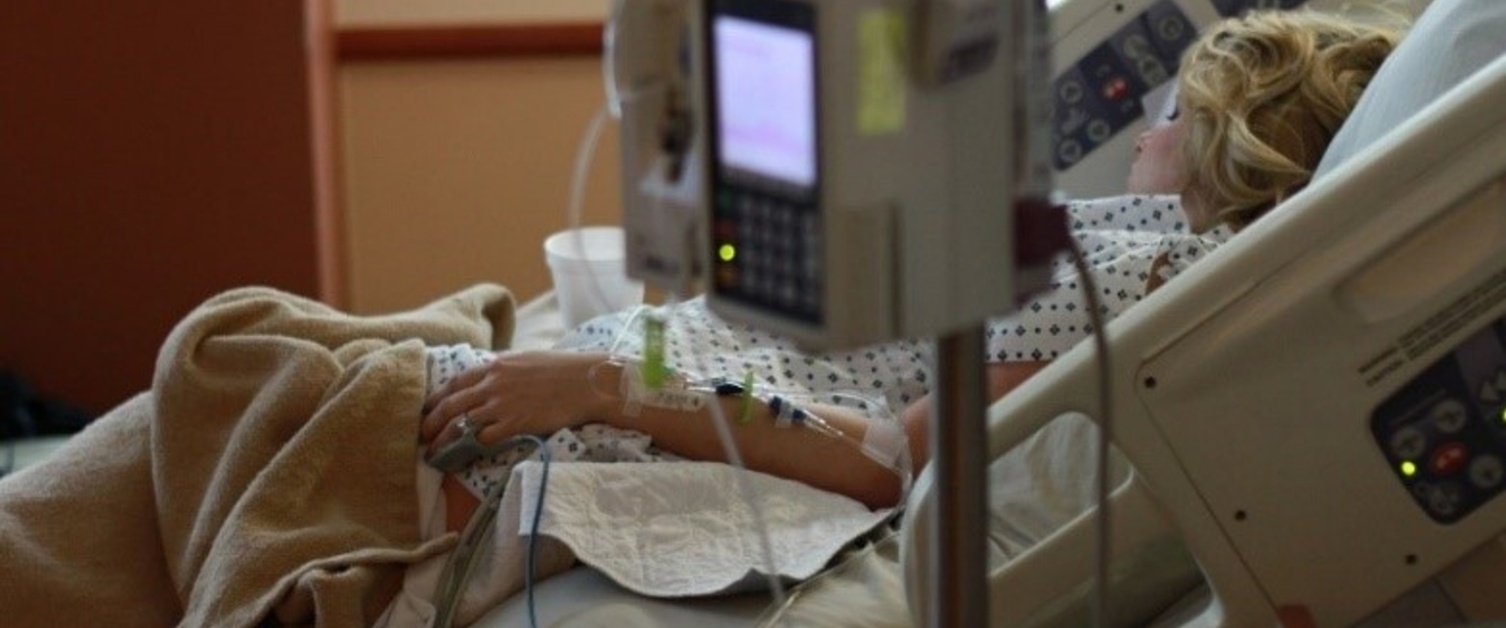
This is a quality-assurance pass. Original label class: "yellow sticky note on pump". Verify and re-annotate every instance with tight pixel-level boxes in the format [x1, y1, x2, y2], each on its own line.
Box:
[858, 9, 907, 136]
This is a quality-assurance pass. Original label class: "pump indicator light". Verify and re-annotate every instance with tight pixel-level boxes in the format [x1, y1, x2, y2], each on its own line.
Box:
[1401, 461, 1418, 478]
[719, 244, 737, 263]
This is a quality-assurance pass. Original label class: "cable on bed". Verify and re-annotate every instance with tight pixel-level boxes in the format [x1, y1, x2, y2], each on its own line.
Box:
[430, 434, 552, 628]
[1066, 239, 1116, 628]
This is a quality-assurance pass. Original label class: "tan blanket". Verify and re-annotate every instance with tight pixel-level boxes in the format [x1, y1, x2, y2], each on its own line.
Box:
[0, 284, 516, 627]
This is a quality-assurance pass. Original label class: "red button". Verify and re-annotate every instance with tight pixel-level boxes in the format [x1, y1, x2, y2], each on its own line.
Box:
[1431, 442, 1469, 476]
[1102, 77, 1129, 101]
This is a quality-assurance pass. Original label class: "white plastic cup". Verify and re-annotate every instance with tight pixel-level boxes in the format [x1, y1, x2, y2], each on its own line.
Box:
[544, 226, 645, 328]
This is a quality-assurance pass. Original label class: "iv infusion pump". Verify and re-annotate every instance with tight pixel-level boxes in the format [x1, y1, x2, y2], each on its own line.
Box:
[609, 0, 1050, 349]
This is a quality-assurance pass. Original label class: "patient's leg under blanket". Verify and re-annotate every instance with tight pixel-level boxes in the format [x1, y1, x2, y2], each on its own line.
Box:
[0, 394, 182, 627]
[0, 283, 519, 628]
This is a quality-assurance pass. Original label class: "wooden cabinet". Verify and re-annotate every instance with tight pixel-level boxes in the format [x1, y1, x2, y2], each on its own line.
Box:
[0, 1, 340, 413]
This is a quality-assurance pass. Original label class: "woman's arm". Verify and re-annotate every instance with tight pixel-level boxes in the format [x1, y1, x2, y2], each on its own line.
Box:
[421, 350, 907, 510]
[900, 360, 1049, 470]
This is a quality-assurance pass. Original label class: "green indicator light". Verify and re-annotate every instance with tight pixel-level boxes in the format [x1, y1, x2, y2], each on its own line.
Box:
[1401, 461, 1418, 477]
[719, 244, 737, 262]
[1500, 407, 1506, 423]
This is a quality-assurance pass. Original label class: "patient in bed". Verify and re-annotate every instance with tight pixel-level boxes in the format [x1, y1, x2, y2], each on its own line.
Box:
[384, 8, 1403, 626]
[0, 8, 1430, 628]
[420, 5, 1401, 522]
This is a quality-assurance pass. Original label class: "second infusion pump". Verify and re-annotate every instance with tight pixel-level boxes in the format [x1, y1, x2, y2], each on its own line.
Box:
[612, 0, 1045, 349]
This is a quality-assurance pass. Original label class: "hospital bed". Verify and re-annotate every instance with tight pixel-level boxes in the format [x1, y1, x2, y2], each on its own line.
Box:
[468, 0, 1506, 625]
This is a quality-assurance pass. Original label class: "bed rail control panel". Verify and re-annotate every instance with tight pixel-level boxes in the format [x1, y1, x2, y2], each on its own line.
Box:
[1050, 0, 1312, 171]
[1373, 316, 1506, 524]
[1052, 0, 1196, 170]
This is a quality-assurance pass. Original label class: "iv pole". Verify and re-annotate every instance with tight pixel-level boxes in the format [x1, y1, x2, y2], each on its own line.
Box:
[927, 2, 1050, 625]
[931, 329, 991, 627]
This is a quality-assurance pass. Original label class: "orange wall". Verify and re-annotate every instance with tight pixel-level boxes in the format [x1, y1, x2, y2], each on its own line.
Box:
[0, 1, 329, 413]
[338, 56, 622, 313]
[336, 0, 606, 28]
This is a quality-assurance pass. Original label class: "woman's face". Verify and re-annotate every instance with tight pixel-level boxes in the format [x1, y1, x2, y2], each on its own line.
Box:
[1126, 109, 1216, 232]
[1126, 111, 1190, 196]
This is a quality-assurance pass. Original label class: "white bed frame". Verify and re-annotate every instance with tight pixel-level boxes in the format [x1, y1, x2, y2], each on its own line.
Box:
[903, 45, 1506, 628]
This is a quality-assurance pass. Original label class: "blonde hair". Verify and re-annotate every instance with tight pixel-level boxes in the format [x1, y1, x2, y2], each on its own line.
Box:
[1178, 9, 1402, 229]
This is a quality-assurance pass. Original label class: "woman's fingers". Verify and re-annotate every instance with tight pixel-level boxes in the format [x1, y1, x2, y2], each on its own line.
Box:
[418, 350, 601, 449]
[421, 366, 492, 442]
[424, 398, 507, 457]
[424, 364, 488, 412]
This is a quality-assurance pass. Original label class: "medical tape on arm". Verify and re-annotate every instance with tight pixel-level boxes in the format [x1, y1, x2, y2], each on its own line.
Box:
[781, 392, 908, 474]
[794, 401, 910, 476]
[859, 418, 908, 471]
[617, 359, 706, 416]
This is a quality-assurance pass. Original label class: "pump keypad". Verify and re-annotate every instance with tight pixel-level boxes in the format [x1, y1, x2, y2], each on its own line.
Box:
[712, 185, 824, 323]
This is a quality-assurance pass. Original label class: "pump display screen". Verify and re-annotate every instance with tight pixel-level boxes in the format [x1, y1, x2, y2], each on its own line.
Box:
[711, 6, 817, 188]
[706, 0, 824, 325]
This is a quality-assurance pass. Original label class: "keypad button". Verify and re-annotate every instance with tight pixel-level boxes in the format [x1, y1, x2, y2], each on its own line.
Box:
[716, 265, 739, 289]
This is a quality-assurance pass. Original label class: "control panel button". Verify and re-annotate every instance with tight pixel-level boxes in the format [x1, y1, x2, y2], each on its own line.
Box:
[1101, 76, 1131, 102]
[1471, 455, 1505, 489]
[1087, 119, 1112, 142]
[1156, 15, 1186, 41]
[1481, 380, 1500, 404]
[1389, 426, 1428, 460]
[1478, 369, 1506, 405]
[1430, 442, 1469, 476]
[1057, 140, 1083, 166]
[1431, 398, 1470, 434]
[1415, 481, 1465, 519]
[1059, 79, 1084, 105]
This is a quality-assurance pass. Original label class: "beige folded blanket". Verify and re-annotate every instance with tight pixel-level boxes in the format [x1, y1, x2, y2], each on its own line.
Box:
[0, 284, 515, 627]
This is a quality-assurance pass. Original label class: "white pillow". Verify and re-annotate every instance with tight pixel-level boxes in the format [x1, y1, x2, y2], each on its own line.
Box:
[1314, 0, 1506, 178]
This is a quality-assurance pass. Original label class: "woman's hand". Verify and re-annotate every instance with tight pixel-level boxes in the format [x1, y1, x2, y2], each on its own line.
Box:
[419, 350, 613, 456]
